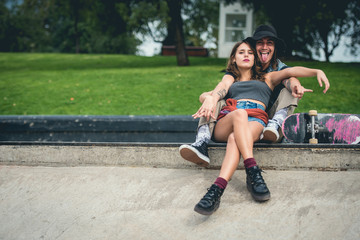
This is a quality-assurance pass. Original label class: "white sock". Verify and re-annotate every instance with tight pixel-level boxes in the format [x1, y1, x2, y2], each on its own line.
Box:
[193, 125, 211, 146]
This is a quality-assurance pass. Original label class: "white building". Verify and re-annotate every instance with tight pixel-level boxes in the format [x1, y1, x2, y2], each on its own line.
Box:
[217, 2, 254, 58]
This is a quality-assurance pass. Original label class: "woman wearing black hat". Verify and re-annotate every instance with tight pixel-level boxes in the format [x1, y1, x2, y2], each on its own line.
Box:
[192, 38, 329, 215]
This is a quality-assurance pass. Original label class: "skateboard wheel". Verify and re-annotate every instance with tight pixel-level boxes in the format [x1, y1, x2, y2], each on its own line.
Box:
[309, 138, 318, 144]
[309, 110, 318, 116]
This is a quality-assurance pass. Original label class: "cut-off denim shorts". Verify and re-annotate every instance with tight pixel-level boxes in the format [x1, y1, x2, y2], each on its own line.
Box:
[236, 101, 266, 127]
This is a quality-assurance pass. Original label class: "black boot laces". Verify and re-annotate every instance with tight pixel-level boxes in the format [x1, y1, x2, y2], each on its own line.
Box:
[202, 185, 222, 203]
[249, 168, 266, 186]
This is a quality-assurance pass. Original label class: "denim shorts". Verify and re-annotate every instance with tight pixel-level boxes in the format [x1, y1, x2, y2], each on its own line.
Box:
[236, 101, 266, 127]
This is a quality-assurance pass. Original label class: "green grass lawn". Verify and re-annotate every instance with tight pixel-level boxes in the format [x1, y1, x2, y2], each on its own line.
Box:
[1, 53, 359, 115]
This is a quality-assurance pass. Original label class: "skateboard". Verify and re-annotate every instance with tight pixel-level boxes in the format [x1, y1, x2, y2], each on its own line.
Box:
[281, 110, 360, 144]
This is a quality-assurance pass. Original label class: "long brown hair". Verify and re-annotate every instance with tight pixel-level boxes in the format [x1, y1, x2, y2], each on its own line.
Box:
[226, 39, 265, 82]
[270, 42, 278, 70]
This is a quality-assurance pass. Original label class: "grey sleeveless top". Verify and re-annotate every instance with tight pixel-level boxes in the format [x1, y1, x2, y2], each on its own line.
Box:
[225, 80, 272, 108]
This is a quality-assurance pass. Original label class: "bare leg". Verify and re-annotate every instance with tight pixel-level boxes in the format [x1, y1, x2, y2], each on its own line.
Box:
[194, 110, 266, 215]
[214, 110, 263, 181]
[218, 133, 240, 181]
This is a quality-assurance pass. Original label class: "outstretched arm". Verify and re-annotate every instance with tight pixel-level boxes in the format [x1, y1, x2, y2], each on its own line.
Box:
[192, 74, 234, 121]
[268, 67, 330, 93]
[283, 77, 313, 99]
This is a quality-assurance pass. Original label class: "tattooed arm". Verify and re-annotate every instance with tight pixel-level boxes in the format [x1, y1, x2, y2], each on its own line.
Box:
[282, 77, 313, 99]
[199, 89, 226, 103]
[193, 74, 234, 120]
[216, 89, 227, 99]
[282, 78, 293, 92]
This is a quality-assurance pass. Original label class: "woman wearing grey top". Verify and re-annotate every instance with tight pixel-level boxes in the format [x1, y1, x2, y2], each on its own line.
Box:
[193, 38, 330, 215]
[179, 25, 312, 168]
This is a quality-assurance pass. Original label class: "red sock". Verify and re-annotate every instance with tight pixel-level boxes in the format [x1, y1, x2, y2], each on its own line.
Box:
[244, 157, 257, 169]
[214, 177, 228, 189]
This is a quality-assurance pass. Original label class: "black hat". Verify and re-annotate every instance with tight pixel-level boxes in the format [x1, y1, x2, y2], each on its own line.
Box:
[250, 25, 286, 51]
[243, 36, 256, 46]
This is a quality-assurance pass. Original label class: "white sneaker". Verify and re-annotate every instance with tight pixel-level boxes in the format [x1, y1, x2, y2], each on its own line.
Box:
[262, 125, 280, 142]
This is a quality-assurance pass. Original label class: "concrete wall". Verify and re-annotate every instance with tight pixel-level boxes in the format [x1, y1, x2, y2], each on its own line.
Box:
[0, 115, 198, 143]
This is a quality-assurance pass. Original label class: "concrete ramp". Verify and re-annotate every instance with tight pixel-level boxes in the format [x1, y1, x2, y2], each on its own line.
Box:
[1, 141, 360, 239]
[1, 165, 359, 240]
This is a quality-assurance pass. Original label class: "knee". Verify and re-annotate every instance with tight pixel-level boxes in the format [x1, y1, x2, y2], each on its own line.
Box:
[232, 109, 248, 122]
[227, 132, 236, 144]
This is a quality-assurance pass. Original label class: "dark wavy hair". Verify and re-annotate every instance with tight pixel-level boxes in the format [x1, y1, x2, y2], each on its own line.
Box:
[269, 37, 279, 70]
[226, 39, 265, 82]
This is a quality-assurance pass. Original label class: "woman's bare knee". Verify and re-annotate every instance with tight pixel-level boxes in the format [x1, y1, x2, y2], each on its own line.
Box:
[232, 109, 248, 123]
[227, 132, 236, 144]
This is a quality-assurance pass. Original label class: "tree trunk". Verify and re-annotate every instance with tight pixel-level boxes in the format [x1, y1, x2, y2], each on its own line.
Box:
[166, 0, 189, 66]
[70, 0, 81, 54]
[74, 16, 80, 54]
[162, 24, 176, 46]
[319, 29, 330, 62]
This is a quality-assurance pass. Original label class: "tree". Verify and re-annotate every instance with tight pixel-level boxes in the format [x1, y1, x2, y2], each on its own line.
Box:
[183, 0, 219, 48]
[5, 0, 52, 52]
[51, 0, 91, 54]
[0, 0, 15, 51]
[166, 0, 189, 66]
[0, 0, 140, 54]
[346, 0, 360, 56]
[1, 0, 220, 65]
[50, 0, 139, 54]
[129, 0, 219, 65]
[295, 0, 356, 62]
[164, 0, 219, 64]
[126, 1, 169, 43]
[87, 0, 139, 54]
[232, 0, 359, 62]
[125, 0, 189, 66]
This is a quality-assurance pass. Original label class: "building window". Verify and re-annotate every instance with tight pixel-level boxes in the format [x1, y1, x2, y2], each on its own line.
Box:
[225, 14, 247, 42]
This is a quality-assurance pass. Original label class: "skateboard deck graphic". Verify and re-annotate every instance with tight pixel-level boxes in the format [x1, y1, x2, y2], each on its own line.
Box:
[282, 111, 360, 144]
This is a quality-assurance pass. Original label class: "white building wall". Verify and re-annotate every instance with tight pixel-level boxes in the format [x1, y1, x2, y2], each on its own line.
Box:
[218, 3, 254, 58]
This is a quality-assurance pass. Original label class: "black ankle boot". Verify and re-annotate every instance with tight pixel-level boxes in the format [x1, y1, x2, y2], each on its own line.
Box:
[246, 166, 270, 202]
[194, 184, 224, 215]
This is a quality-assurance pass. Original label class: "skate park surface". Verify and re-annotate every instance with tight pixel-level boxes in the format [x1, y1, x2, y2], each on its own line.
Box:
[0, 115, 359, 240]
[1, 142, 359, 240]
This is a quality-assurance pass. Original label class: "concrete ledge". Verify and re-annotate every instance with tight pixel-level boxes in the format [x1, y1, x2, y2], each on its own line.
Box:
[1, 115, 359, 171]
[1, 142, 359, 171]
[0, 115, 198, 143]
